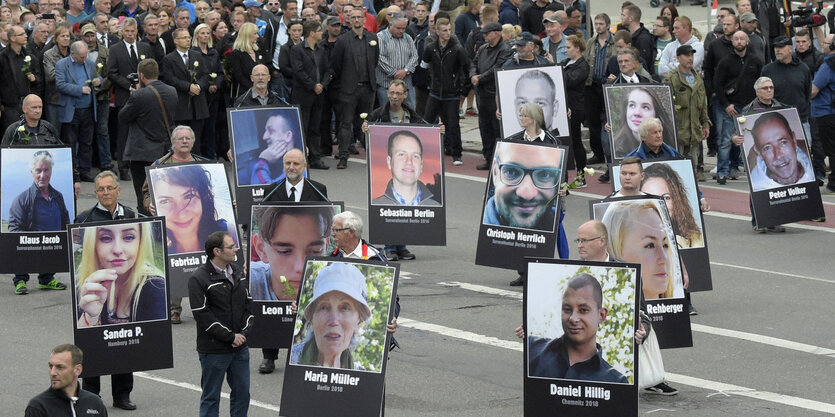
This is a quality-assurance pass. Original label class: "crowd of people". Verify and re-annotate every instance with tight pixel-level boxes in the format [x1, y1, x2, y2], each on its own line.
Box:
[9, 0, 835, 414]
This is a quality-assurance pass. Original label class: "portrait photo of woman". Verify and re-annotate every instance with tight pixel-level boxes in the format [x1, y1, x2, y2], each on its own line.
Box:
[641, 163, 704, 249]
[606, 85, 677, 159]
[75, 221, 167, 327]
[599, 199, 684, 300]
[148, 164, 238, 255]
[505, 102, 559, 144]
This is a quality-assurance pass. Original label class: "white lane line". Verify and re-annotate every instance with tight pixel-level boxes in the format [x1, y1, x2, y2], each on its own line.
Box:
[397, 319, 835, 415]
[711, 261, 835, 285]
[438, 282, 835, 357]
[689, 324, 835, 357]
[134, 371, 281, 412]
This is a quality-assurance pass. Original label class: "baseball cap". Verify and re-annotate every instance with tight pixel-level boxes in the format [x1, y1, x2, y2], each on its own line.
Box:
[482, 21, 502, 33]
[543, 13, 560, 23]
[772, 35, 792, 48]
[515, 31, 535, 46]
[243, 0, 262, 8]
[325, 15, 341, 26]
[739, 12, 757, 22]
[676, 44, 695, 56]
[81, 23, 97, 35]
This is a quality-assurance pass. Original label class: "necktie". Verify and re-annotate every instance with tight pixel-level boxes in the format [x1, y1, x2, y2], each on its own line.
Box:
[182, 53, 188, 66]
[160, 38, 166, 54]
[130, 44, 137, 61]
[289, 186, 296, 201]
[100, 34, 106, 47]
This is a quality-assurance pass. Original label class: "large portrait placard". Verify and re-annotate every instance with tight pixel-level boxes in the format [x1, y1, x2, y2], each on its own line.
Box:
[524, 258, 639, 417]
[476, 141, 567, 270]
[247, 202, 344, 348]
[367, 124, 446, 246]
[228, 106, 308, 227]
[603, 84, 679, 161]
[735, 108, 824, 227]
[280, 258, 399, 417]
[590, 196, 692, 349]
[0, 146, 74, 273]
[69, 218, 173, 377]
[612, 158, 713, 292]
[147, 162, 242, 297]
[496, 65, 570, 140]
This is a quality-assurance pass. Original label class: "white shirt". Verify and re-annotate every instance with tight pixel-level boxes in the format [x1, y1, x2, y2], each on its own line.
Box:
[657, 35, 705, 77]
[284, 179, 304, 202]
[341, 240, 381, 259]
[124, 40, 139, 56]
[622, 73, 639, 83]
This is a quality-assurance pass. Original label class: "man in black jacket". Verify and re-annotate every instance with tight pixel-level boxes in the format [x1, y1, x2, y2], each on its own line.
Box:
[75, 170, 139, 411]
[620, 4, 654, 76]
[189, 231, 253, 417]
[233, 64, 288, 107]
[160, 28, 209, 156]
[291, 20, 331, 170]
[25, 344, 108, 417]
[119, 58, 177, 214]
[470, 21, 512, 169]
[0, 25, 43, 134]
[422, 17, 469, 165]
[330, 7, 379, 169]
[317, 16, 344, 157]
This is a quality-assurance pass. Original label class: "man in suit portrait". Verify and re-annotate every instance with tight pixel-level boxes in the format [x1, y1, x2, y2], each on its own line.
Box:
[107, 17, 153, 180]
[161, 27, 209, 155]
[119, 58, 177, 214]
[263, 148, 328, 203]
[55, 41, 102, 183]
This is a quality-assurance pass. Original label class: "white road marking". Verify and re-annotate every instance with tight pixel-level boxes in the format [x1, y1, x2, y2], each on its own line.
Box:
[711, 261, 835, 285]
[438, 282, 835, 357]
[134, 371, 281, 412]
[397, 319, 835, 415]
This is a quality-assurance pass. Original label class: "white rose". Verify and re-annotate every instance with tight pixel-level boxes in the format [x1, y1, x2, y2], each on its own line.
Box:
[738, 116, 746, 124]
[24, 56, 31, 63]
[193, 61, 199, 67]
[17, 125, 25, 132]
[369, 40, 377, 46]
[360, 113, 368, 119]
[140, 55, 146, 60]
[280, 275, 287, 283]
[583, 167, 595, 176]
[210, 72, 217, 78]
[97, 63, 103, 68]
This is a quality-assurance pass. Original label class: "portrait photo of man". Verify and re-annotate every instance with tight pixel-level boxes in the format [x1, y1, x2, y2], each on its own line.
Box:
[742, 110, 816, 192]
[482, 141, 564, 232]
[371, 130, 441, 207]
[527, 272, 630, 384]
[229, 107, 305, 187]
[497, 67, 569, 139]
[4, 149, 72, 233]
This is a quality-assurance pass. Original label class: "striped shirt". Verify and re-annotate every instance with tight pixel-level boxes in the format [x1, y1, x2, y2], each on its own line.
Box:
[375, 29, 419, 89]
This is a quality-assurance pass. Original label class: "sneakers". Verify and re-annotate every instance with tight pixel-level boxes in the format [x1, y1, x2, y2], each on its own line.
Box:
[476, 162, 490, 170]
[14, 281, 28, 295]
[753, 225, 768, 233]
[717, 176, 727, 185]
[688, 303, 698, 316]
[385, 252, 399, 262]
[38, 279, 67, 290]
[645, 383, 678, 396]
[598, 172, 610, 183]
[509, 275, 524, 286]
[397, 249, 416, 260]
[337, 158, 347, 169]
[458, 108, 465, 119]
[465, 107, 478, 116]
[453, 157, 463, 166]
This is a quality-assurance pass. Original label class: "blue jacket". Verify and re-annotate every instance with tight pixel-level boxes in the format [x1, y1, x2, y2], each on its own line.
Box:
[624, 141, 681, 160]
[498, 0, 519, 25]
[55, 56, 100, 124]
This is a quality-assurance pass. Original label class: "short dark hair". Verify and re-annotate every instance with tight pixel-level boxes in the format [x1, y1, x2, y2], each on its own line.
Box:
[387, 130, 423, 156]
[52, 344, 83, 366]
[205, 231, 229, 259]
[280, 0, 294, 9]
[720, 6, 736, 15]
[795, 28, 810, 40]
[613, 29, 632, 45]
[301, 19, 320, 37]
[138, 59, 159, 79]
[565, 273, 603, 309]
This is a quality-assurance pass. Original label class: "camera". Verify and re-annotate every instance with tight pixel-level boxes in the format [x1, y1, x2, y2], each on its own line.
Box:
[790, 3, 826, 28]
[127, 72, 140, 89]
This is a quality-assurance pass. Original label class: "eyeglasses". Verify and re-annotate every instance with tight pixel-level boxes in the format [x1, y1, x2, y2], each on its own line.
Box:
[224, 244, 238, 250]
[267, 2, 279, 5]
[496, 162, 560, 189]
[574, 236, 602, 244]
[96, 185, 119, 193]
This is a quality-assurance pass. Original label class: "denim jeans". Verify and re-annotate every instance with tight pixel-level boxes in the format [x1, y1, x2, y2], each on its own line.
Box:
[198, 347, 250, 417]
[714, 101, 741, 177]
[95, 100, 111, 169]
[384, 245, 406, 254]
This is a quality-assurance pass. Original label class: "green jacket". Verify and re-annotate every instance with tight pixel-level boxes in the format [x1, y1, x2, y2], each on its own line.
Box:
[663, 68, 710, 147]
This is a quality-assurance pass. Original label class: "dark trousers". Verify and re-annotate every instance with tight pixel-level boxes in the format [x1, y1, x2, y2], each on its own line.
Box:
[112, 106, 127, 162]
[129, 161, 152, 215]
[569, 112, 586, 171]
[300, 95, 324, 162]
[13, 273, 54, 285]
[82, 373, 134, 401]
[0, 104, 21, 136]
[200, 94, 221, 159]
[262, 348, 278, 360]
[815, 114, 835, 184]
[95, 100, 112, 169]
[583, 84, 605, 158]
[414, 86, 429, 119]
[809, 117, 826, 180]
[63, 106, 95, 175]
[476, 91, 499, 161]
[319, 88, 339, 156]
[337, 85, 374, 159]
[424, 96, 462, 157]
[199, 348, 250, 417]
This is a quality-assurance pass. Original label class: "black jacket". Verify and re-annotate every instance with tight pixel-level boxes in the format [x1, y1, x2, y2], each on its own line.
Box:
[0, 46, 43, 107]
[422, 35, 470, 98]
[630, 24, 655, 75]
[228, 49, 262, 98]
[263, 178, 329, 202]
[107, 40, 153, 106]
[25, 386, 108, 417]
[233, 87, 289, 108]
[703, 36, 733, 96]
[278, 40, 299, 88]
[367, 102, 426, 124]
[714, 51, 763, 108]
[795, 48, 823, 76]
[188, 260, 253, 354]
[9, 183, 70, 232]
[762, 57, 812, 121]
[119, 80, 178, 162]
[469, 40, 513, 95]
[560, 56, 590, 120]
[75, 202, 138, 223]
[160, 48, 210, 121]
[1, 119, 60, 146]
[330, 29, 379, 95]
[290, 42, 332, 107]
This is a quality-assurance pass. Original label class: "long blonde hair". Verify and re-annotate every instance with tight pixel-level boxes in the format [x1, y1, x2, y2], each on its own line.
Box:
[233, 22, 259, 53]
[602, 200, 675, 298]
[76, 223, 163, 305]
